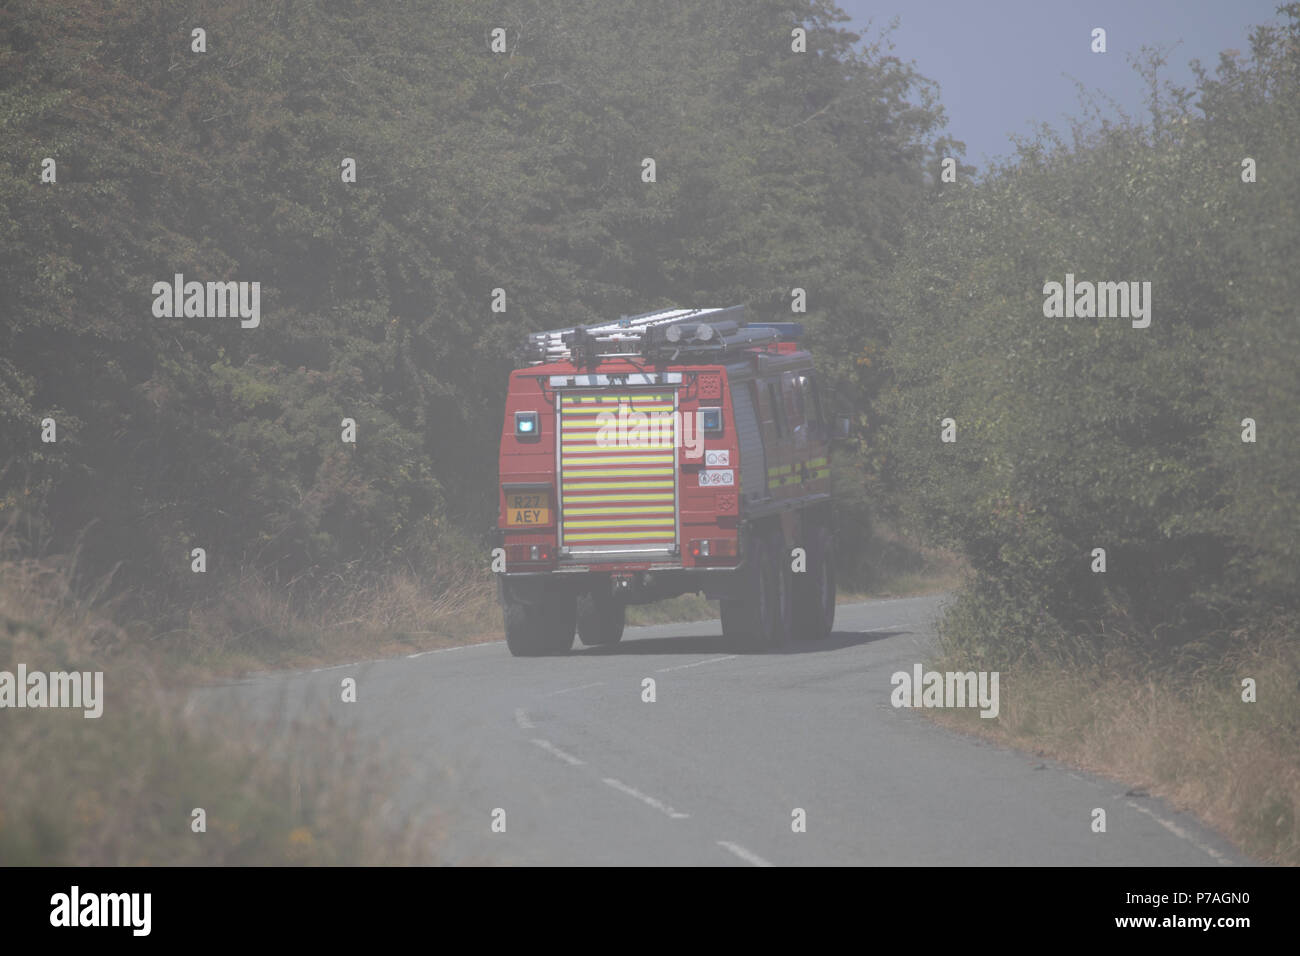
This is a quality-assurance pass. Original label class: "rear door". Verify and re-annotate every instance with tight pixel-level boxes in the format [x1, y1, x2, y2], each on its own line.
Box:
[557, 390, 679, 559]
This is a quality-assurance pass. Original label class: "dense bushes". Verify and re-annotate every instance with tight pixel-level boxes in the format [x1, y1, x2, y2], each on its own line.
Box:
[881, 10, 1300, 664]
[0, 1, 947, 617]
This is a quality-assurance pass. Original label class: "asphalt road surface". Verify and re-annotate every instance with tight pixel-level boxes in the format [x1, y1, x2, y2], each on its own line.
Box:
[196, 594, 1251, 866]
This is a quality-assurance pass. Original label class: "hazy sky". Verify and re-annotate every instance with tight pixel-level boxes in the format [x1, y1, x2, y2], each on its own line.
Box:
[836, 0, 1285, 169]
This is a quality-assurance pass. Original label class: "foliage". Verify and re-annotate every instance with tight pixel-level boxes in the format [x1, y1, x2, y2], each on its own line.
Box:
[0, 1, 948, 614]
[881, 8, 1300, 663]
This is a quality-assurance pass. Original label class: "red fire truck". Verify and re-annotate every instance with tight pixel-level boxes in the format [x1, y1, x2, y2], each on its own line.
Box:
[495, 306, 847, 656]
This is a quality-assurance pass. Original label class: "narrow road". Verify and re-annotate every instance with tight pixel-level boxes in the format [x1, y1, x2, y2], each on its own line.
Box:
[197, 594, 1250, 866]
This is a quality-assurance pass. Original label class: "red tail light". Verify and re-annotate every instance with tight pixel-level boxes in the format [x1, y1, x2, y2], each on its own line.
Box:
[506, 544, 552, 563]
[689, 538, 737, 559]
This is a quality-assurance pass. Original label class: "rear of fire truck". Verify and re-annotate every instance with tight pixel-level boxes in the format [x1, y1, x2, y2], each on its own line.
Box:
[495, 306, 840, 656]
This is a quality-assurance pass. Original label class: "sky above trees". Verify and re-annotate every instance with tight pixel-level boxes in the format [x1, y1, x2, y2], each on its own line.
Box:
[842, 0, 1284, 167]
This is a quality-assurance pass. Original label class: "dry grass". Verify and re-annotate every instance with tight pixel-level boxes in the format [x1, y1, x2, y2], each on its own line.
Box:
[165, 567, 502, 679]
[928, 626, 1300, 865]
[625, 592, 717, 626]
[0, 555, 444, 864]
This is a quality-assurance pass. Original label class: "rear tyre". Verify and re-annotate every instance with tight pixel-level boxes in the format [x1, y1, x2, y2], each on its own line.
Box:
[504, 583, 576, 656]
[721, 533, 782, 651]
[541, 588, 577, 653]
[577, 589, 626, 646]
[793, 525, 836, 641]
[770, 532, 794, 646]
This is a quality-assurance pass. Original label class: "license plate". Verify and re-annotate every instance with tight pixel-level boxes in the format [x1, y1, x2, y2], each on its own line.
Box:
[505, 490, 550, 526]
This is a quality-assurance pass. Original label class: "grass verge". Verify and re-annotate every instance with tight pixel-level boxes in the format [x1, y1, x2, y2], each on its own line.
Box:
[926, 620, 1299, 865]
[0, 556, 442, 864]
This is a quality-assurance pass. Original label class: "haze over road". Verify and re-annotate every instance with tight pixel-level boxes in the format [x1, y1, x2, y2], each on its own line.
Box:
[197, 594, 1250, 866]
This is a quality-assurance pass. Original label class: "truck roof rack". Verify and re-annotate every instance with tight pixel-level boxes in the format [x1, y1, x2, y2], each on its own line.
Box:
[521, 305, 800, 366]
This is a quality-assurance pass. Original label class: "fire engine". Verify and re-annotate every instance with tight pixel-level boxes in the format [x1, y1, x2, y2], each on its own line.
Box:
[495, 306, 848, 656]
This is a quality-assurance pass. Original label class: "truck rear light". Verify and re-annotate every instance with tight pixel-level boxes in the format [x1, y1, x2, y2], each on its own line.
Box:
[506, 543, 552, 563]
[689, 538, 737, 559]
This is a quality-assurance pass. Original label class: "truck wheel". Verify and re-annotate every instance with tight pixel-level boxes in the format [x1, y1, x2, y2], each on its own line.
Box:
[541, 588, 577, 653]
[793, 525, 836, 641]
[504, 584, 576, 656]
[577, 590, 626, 646]
[721, 535, 782, 650]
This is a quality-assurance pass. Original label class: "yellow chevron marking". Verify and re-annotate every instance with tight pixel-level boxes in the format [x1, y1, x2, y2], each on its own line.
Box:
[562, 468, 676, 479]
[563, 492, 675, 502]
[563, 517, 676, 529]
[562, 480, 675, 491]
[563, 531, 675, 542]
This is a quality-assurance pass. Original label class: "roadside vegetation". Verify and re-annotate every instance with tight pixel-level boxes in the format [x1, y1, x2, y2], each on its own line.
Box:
[0, 551, 441, 864]
[1, 0, 1296, 864]
[881, 11, 1300, 863]
[0, 0, 947, 645]
[0, 1, 948, 863]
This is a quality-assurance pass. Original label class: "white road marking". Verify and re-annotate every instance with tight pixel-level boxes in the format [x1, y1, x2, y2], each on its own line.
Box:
[716, 841, 774, 867]
[208, 639, 507, 686]
[407, 643, 498, 659]
[531, 738, 584, 766]
[862, 623, 906, 633]
[656, 655, 737, 673]
[602, 778, 690, 819]
[1123, 798, 1234, 865]
[543, 681, 606, 697]
[514, 708, 535, 730]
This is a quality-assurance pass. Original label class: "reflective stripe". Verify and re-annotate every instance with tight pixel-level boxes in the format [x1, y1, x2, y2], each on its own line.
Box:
[563, 480, 675, 491]
[563, 468, 676, 479]
[561, 450, 676, 463]
[563, 493, 676, 504]
[563, 518, 676, 529]
[563, 531, 675, 542]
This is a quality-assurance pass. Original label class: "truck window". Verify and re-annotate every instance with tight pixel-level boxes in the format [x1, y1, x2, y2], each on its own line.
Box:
[784, 371, 806, 430]
[766, 382, 784, 438]
[800, 372, 825, 438]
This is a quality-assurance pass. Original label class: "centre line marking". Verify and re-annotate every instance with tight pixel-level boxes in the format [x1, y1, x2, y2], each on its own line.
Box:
[531, 738, 584, 766]
[543, 681, 606, 698]
[716, 841, 774, 867]
[656, 655, 737, 673]
[602, 778, 690, 819]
